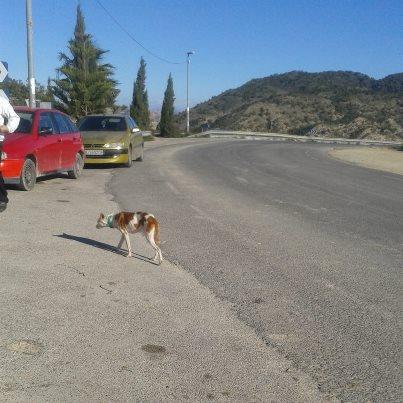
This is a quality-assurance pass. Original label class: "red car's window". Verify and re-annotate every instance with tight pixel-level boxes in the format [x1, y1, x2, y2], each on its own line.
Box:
[62, 115, 78, 133]
[15, 112, 34, 133]
[53, 113, 70, 134]
[39, 112, 55, 134]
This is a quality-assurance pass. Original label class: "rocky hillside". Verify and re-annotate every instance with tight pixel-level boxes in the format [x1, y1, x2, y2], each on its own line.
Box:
[178, 71, 403, 140]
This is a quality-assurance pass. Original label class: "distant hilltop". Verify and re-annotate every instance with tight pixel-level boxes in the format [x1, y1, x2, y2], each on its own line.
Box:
[177, 71, 403, 141]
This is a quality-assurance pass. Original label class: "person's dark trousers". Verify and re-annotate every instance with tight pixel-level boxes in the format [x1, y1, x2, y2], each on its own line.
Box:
[0, 173, 8, 212]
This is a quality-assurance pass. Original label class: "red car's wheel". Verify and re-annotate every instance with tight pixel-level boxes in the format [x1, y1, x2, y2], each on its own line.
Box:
[19, 158, 36, 191]
[68, 153, 84, 179]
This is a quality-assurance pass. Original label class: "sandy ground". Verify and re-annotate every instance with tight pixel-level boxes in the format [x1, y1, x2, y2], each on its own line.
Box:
[329, 147, 403, 176]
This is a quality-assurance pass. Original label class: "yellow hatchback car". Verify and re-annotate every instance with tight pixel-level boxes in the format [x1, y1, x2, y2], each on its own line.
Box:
[79, 115, 144, 166]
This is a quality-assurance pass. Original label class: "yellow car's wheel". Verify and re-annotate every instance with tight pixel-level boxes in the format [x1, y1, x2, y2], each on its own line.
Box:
[124, 146, 132, 168]
[136, 144, 144, 162]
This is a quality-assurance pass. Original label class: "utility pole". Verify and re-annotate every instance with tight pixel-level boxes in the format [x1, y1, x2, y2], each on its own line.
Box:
[26, 0, 36, 108]
[186, 51, 195, 134]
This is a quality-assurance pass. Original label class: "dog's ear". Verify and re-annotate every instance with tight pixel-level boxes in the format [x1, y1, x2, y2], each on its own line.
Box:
[100, 213, 105, 219]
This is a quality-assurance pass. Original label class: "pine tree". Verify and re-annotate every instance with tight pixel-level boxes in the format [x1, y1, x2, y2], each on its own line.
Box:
[159, 74, 176, 137]
[130, 57, 150, 130]
[51, 5, 119, 119]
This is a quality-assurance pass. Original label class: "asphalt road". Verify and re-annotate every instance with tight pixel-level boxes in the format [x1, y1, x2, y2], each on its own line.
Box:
[110, 138, 402, 402]
[1, 159, 323, 401]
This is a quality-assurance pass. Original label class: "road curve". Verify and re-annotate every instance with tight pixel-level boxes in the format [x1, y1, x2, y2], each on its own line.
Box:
[110, 139, 402, 402]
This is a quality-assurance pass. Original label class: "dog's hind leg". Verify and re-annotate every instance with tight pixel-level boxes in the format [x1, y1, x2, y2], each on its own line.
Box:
[146, 230, 163, 265]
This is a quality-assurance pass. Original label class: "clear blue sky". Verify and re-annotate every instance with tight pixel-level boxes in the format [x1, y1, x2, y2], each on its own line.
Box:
[1, 0, 402, 110]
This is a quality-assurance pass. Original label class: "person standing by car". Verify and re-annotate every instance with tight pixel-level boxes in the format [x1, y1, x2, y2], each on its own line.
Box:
[0, 96, 20, 212]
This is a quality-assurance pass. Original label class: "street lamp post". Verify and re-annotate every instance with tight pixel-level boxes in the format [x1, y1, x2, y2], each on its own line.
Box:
[186, 51, 195, 134]
[26, 0, 36, 108]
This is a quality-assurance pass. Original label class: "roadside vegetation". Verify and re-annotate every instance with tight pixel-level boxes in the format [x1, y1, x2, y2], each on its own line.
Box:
[0, 78, 53, 106]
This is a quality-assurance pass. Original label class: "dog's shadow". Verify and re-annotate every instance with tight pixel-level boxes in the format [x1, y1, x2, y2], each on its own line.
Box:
[55, 233, 158, 265]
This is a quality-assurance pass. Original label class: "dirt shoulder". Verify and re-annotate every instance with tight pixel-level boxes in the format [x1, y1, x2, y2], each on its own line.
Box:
[329, 147, 403, 176]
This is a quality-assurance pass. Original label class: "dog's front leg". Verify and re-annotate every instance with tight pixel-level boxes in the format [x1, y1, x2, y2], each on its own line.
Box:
[117, 234, 125, 251]
[123, 232, 132, 257]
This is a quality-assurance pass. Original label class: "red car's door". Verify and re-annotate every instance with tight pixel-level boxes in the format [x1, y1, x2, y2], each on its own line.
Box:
[65, 116, 83, 162]
[53, 112, 75, 169]
[36, 112, 62, 173]
[62, 114, 81, 169]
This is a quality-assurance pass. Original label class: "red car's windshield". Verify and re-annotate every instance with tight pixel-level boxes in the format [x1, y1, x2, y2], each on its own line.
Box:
[15, 111, 34, 133]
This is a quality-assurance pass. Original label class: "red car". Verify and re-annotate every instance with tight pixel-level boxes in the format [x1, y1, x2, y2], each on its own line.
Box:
[0, 107, 85, 190]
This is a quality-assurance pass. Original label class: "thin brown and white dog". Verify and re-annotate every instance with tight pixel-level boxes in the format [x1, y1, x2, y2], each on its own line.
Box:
[96, 211, 163, 265]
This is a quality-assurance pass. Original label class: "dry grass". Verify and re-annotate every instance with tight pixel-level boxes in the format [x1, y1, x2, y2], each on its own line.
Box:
[329, 147, 403, 175]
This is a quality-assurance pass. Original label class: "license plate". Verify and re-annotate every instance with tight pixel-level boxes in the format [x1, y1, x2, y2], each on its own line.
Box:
[86, 150, 104, 156]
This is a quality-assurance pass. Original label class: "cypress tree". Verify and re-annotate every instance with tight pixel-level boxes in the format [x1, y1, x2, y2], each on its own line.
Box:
[130, 57, 150, 130]
[143, 89, 150, 125]
[159, 74, 176, 137]
[51, 5, 119, 119]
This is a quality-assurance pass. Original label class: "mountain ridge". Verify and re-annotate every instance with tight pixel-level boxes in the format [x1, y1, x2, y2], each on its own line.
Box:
[177, 71, 403, 140]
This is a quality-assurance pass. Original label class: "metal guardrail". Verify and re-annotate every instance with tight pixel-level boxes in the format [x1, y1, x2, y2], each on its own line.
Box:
[194, 130, 403, 147]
